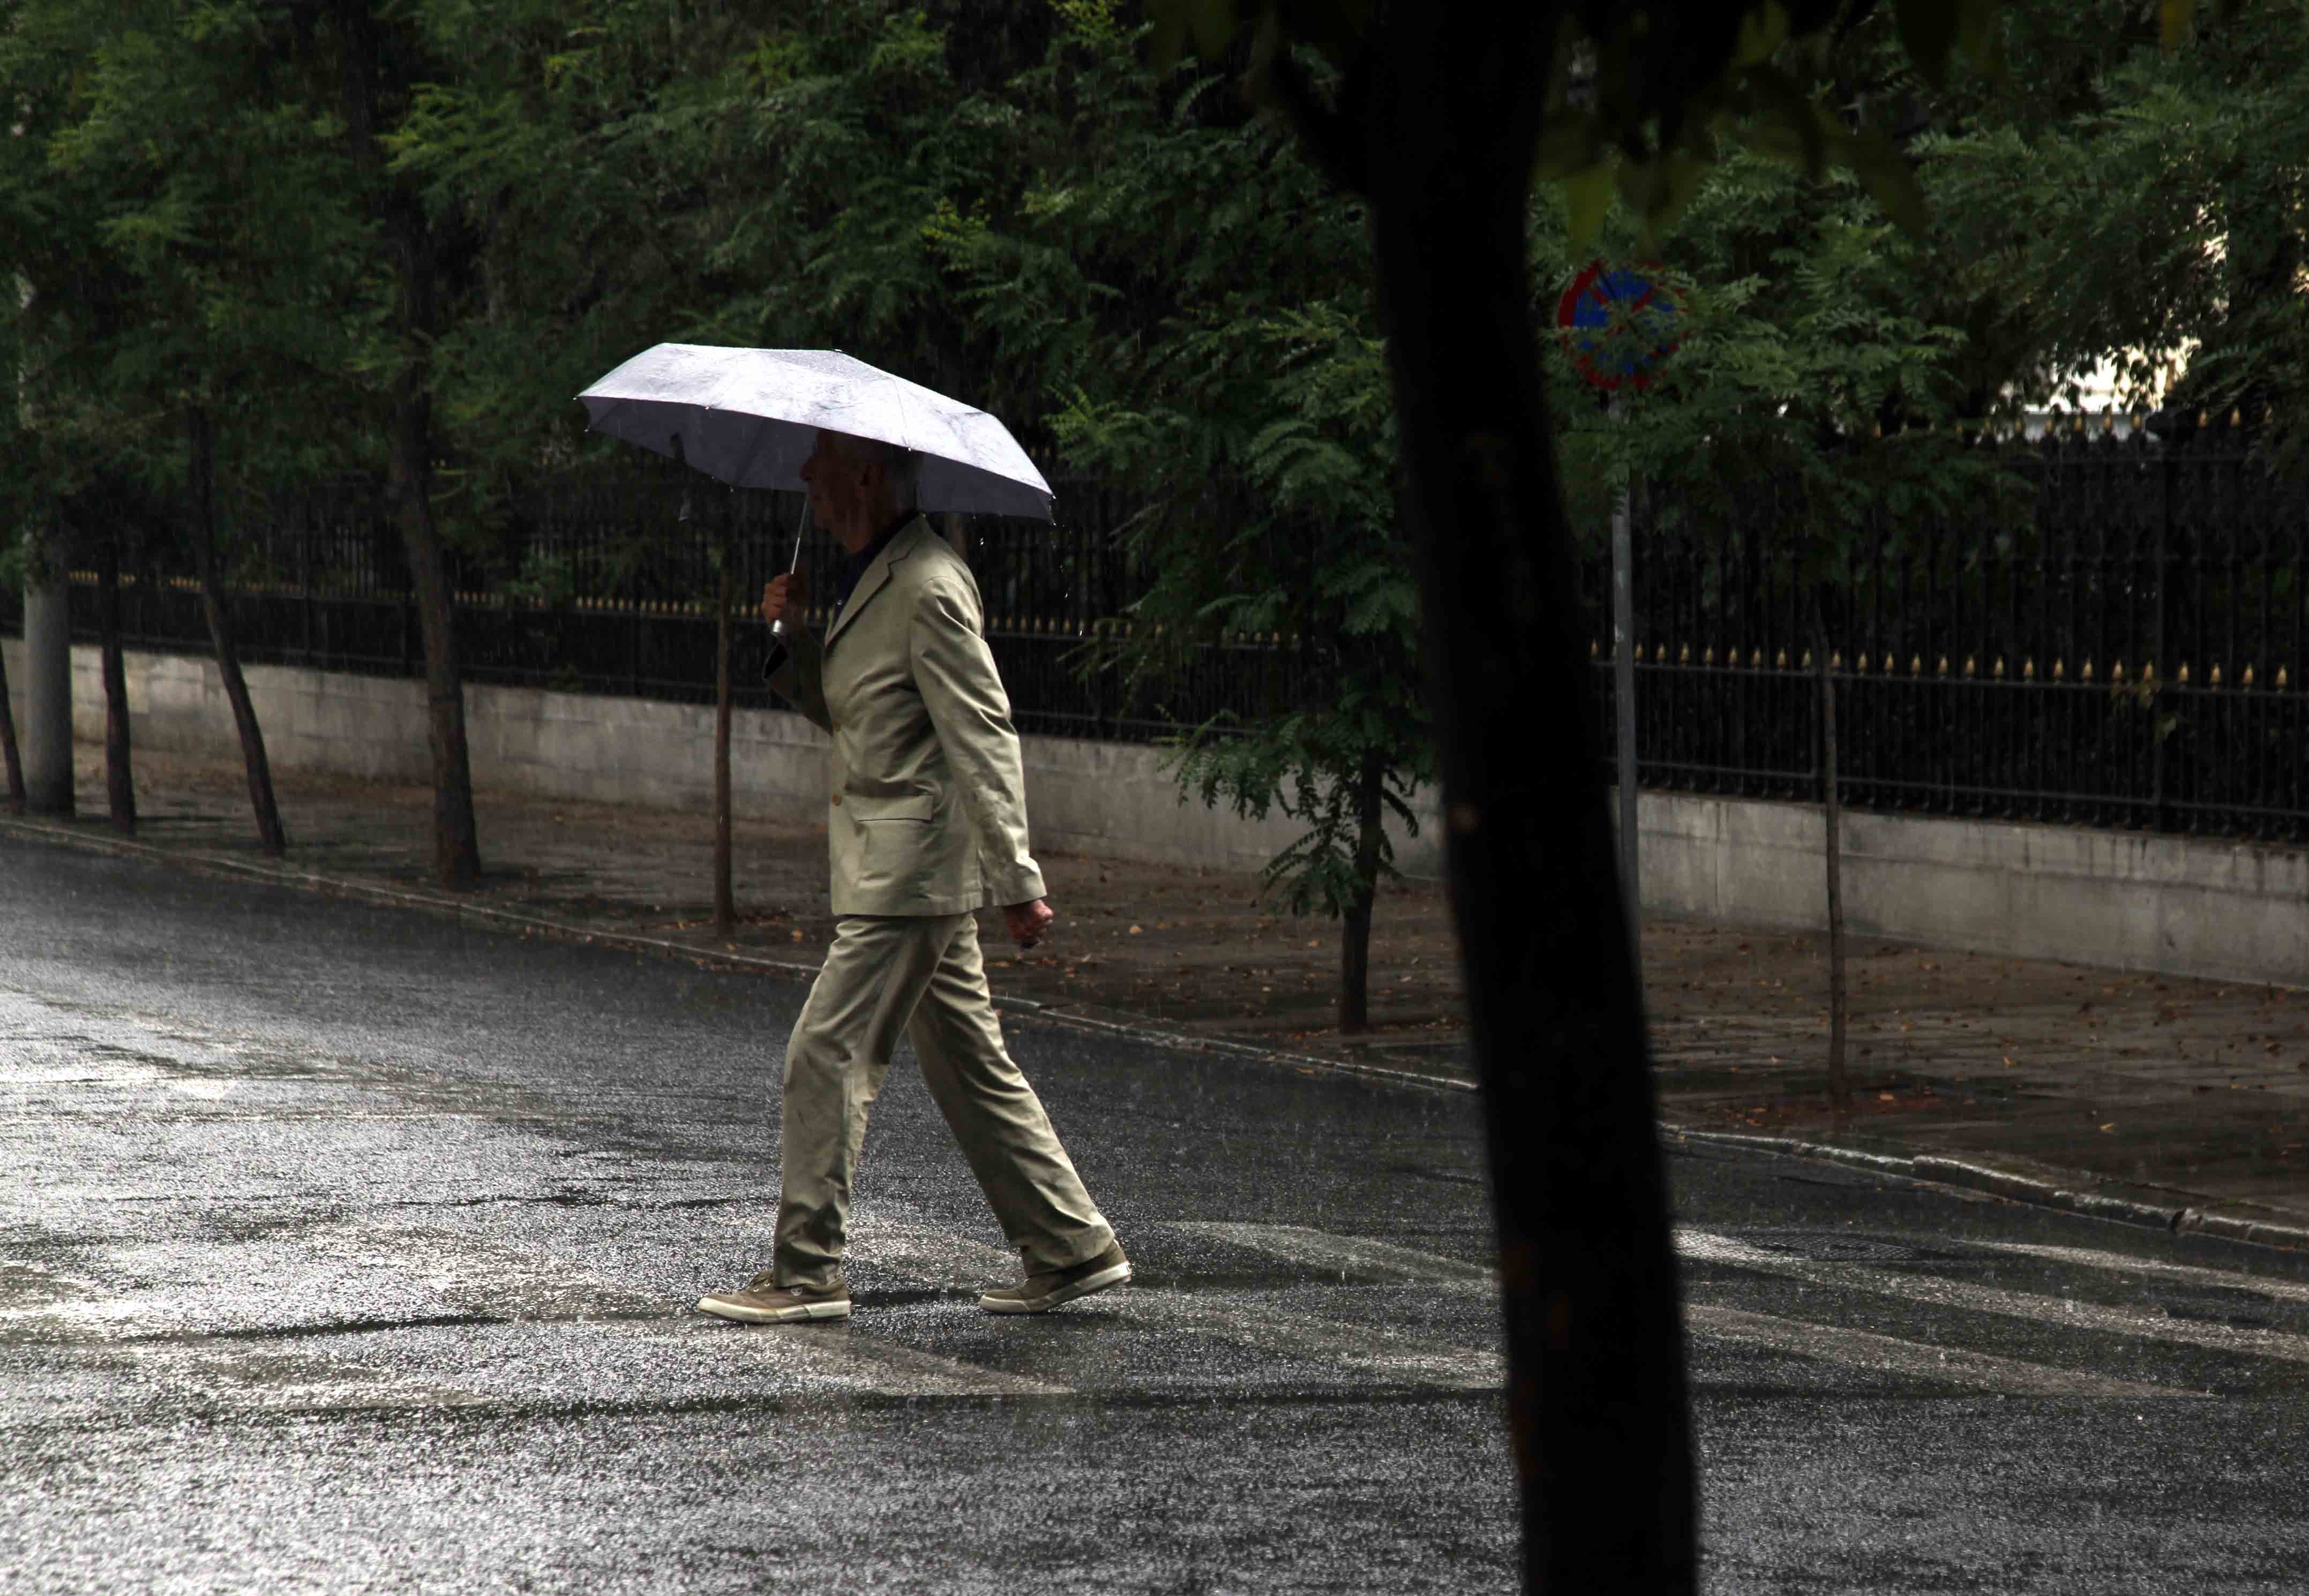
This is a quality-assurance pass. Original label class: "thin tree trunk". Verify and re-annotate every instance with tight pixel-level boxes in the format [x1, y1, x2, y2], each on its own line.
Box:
[334, 0, 478, 891]
[188, 408, 287, 856]
[94, 530, 137, 837]
[1338, 750, 1385, 1034]
[1363, 12, 1693, 1591]
[0, 635, 25, 814]
[1816, 603, 1849, 1111]
[713, 550, 736, 939]
[395, 389, 482, 890]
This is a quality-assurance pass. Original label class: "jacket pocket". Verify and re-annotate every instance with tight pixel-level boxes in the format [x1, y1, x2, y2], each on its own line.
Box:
[844, 792, 934, 822]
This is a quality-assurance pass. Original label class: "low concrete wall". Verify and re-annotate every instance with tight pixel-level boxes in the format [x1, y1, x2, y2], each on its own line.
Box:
[0, 639, 1438, 876]
[1638, 789, 2307, 990]
[7, 639, 2301, 987]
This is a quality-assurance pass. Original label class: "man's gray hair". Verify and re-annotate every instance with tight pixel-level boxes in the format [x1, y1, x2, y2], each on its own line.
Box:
[831, 433, 922, 510]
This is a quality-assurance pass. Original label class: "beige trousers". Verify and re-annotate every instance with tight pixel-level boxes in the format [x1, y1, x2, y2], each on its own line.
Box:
[773, 912, 1114, 1291]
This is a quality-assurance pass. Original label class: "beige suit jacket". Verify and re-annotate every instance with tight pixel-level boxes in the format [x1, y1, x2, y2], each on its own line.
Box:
[767, 515, 1047, 917]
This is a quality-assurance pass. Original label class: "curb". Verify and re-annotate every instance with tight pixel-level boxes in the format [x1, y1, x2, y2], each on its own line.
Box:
[1663, 1126, 2309, 1253]
[10, 811, 2302, 1254]
[0, 812, 1476, 1100]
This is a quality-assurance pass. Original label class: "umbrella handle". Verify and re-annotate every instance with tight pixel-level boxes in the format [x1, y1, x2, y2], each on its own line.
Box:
[769, 500, 811, 641]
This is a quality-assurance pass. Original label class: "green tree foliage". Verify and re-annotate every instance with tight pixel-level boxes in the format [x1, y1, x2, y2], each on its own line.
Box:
[928, 7, 1429, 1027]
[2, 2, 379, 509]
[0, 0, 384, 852]
[1918, 0, 2309, 462]
[1546, 140, 2025, 574]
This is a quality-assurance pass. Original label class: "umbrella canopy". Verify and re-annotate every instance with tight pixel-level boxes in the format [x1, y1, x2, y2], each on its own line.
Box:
[575, 344, 1054, 522]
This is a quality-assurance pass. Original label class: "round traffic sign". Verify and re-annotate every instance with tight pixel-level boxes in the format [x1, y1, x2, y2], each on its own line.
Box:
[1556, 261, 1682, 392]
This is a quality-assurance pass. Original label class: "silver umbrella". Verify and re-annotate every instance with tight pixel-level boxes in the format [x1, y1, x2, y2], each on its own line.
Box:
[574, 343, 1055, 521]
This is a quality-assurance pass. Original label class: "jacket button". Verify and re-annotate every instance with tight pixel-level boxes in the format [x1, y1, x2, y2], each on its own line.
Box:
[831, 793, 842, 807]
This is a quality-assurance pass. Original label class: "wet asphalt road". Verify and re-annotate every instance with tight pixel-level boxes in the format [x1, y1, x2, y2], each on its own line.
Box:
[4, 842, 2307, 1594]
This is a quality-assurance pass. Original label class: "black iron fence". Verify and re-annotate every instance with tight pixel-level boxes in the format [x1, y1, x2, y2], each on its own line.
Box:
[1576, 427, 2307, 841]
[3, 426, 2302, 842]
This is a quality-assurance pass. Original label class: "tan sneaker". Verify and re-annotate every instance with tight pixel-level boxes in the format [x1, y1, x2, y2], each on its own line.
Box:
[696, 1271, 851, 1324]
[978, 1242, 1131, 1315]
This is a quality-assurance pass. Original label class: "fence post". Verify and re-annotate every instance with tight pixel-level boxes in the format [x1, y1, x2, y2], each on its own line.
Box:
[2153, 431, 2172, 833]
[302, 501, 317, 667]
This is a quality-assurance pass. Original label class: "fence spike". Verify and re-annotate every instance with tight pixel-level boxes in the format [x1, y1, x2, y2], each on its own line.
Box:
[1939, 655, 1951, 676]
[2211, 663, 2222, 687]
[1910, 653, 1923, 674]
[1777, 649, 1789, 668]
[2112, 659, 2126, 683]
[2231, 408, 2243, 427]
[2082, 659, 2095, 682]
[2100, 411, 2115, 434]
[1751, 646, 1764, 667]
[2142, 660, 2155, 684]
[2198, 409, 2210, 428]
[2178, 662, 2190, 684]
[2281, 667, 2291, 690]
[1827, 650, 1839, 670]
[1993, 657, 2005, 679]
[1659, 644, 1671, 663]
[2052, 659, 2064, 680]
[1703, 646, 1715, 666]
[1591, 638, 1600, 658]
[2243, 663, 2255, 687]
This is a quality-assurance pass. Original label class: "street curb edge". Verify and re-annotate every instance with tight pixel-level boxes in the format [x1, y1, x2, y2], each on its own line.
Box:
[1665, 1125, 2309, 1253]
[0, 812, 1478, 1099]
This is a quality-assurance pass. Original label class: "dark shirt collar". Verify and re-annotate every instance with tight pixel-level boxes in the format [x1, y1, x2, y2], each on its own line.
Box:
[833, 510, 917, 613]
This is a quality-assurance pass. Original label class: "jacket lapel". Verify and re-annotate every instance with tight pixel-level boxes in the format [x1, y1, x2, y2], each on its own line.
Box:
[824, 514, 924, 652]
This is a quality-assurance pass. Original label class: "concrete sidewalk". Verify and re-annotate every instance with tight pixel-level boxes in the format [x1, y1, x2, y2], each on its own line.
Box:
[5, 744, 2304, 1250]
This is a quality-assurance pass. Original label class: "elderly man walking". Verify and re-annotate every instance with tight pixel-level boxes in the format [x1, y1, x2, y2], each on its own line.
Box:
[698, 428, 1129, 1324]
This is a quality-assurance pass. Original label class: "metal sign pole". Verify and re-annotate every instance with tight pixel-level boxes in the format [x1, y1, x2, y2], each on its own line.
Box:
[1559, 262, 1674, 945]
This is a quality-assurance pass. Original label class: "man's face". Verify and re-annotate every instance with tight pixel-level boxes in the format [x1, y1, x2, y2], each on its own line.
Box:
[799, 430, 878, 533]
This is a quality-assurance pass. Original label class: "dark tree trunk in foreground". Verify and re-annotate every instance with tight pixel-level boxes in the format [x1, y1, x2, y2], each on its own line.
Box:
[1816, 606, 1849, 1110]
[1339, 749, 1386, 1033]
[94, 530, 137, 836]
[335, 0, 481, 890]
[188, 408, 287, 856]
[0, 637, 25, 814]
[1359, 12, 1695, 1590]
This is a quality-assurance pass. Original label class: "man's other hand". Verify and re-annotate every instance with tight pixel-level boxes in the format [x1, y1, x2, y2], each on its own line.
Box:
[1004, 899, 1055, 949]
[761, 572, 807, 628]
